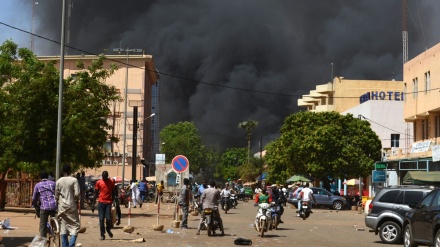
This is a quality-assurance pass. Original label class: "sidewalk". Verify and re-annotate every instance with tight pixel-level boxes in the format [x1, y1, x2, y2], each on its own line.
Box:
[0, 203, 185, 247]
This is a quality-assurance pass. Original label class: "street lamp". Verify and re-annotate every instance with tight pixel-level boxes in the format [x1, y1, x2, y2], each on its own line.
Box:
[113, 47, 143, 186]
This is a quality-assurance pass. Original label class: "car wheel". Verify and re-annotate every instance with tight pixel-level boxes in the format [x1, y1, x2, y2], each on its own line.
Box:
[434, 229, 440, 247]
[332, 200, 343, 210]
[403, 224, 418, 247]
[379, 221, 401, 244]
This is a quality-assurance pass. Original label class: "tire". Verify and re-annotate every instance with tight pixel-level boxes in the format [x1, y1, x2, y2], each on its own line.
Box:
[260, 220, 266, 237]
[244, 197, 249, 202]
[379, 221, 402, 244]
[403, 224, 418, 247]
[48, 218, 60, 247]
[333, 200, 343, 210]
[148, 196, 155, 203]
[207, 225, 212, 236]
[434, 229, 440, 247]
[273, 215, 278, 230]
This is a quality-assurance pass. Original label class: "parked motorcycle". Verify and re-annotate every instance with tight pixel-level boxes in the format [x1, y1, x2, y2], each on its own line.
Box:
[230, 193, 238, 209]
[299, 201, 311, 220]
[193, 194, 202, 214]
[120, 187, 131, 208]
[255, 203, 271, 237]
[143, 191, 155, 203]
[199, 207, 223, 236]
[222, 197, 230, 214]
[270, 202, 281, 230]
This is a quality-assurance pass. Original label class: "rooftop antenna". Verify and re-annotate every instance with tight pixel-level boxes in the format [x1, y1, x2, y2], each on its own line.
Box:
[402, 0, 408, 64]
[30, 0, 38, 52]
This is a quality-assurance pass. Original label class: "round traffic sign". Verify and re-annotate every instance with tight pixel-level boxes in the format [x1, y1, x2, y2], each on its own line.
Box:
[172, 155, 189, 173]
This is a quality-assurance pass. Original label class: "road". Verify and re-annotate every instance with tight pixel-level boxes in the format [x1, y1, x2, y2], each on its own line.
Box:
[1, 200, 401, 247]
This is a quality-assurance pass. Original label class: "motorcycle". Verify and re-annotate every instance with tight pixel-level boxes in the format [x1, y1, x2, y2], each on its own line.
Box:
[192, 194, 202, 214]
[230, 193, 238, 209]
[299, 201, 311, 220]
[270, 202, 281, 230]
[120, 187, 131, 208]
[199, 207, 223, 236]
[222, 197, 230, 214]
[85, 187, 95, 207]
[254, 203, 271, 237]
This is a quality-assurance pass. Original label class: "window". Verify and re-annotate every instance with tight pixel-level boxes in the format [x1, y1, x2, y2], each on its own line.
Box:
[412, 77, 418, 99]
[391, 134, 400, 147]
[379, 190, 400, 203]
[425, 71, 431, 94]
[420, 191, 437, 209]
[404, 191, 425, 205]
[422, 119, 429, 140]
[436, 116, 440, 138]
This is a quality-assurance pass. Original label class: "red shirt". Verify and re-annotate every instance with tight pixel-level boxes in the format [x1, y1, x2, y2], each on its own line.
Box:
[95, 179, 115, 204]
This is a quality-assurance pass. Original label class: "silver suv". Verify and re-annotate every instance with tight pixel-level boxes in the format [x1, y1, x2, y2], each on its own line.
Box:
[365, 186, 432, 244]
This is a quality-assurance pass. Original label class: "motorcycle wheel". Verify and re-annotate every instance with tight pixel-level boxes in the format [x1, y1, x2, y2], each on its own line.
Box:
[302, 211, 307, 220]
[260, 220, 266, 237]
[244, 197, 249, 202]
[148, 196, 154, 203]
[273, 215, 278, 230]
[207, 225, 212, 236]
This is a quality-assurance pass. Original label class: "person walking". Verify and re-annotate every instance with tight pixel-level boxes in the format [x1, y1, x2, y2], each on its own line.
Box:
[156, 180, 165, 204]
[178, 178, 191, 229]
[92, 171, 115, 240]
[130, 180, 142, 208]
[55, 164, 80, 247]
[139, 179, 147, 203]
[32, 170, 57, 239]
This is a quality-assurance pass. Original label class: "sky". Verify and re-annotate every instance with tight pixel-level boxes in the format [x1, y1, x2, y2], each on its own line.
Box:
[1, 0, 440, 152]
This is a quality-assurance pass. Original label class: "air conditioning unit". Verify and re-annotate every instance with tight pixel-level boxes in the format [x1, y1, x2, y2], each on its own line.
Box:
[114, 152, 120, 157]
[107, 152, 112, 157]
[112, 160, 119, 165]
[126, 153, 132, 157]
[102, 160, 106, 165]
[106, 160, 111, 165]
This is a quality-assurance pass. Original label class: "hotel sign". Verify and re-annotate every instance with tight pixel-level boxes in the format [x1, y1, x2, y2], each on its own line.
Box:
[360, 91, 404, 104]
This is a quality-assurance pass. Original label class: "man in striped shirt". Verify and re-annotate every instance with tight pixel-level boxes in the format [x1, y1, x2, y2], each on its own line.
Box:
[32, 170, 57, 238]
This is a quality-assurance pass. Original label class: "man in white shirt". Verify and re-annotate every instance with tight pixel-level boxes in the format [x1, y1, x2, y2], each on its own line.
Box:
[220, 183, 231, 210]
[297, 183, 316, 217]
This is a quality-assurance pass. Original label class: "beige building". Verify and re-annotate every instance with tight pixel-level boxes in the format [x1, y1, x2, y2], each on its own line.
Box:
[39, 54, 158, 182]
[386, 42, 440, 174]
[298, 77, 404, 113]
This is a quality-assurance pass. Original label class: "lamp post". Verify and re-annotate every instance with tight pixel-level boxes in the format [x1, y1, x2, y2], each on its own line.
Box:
[113, 48, 143, 186]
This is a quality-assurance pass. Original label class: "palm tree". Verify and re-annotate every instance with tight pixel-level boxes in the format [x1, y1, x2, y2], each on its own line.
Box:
[238, 120, 259, 164]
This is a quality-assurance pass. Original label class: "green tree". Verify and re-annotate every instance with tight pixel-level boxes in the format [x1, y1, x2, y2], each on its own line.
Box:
[160, 121, 213, 175]
[265, 111, 381, 185]
[238, 120, 259, 164]
[238, 157, 261, 183]
[216, 147, 247, 181]
[0, 40, 120, 177]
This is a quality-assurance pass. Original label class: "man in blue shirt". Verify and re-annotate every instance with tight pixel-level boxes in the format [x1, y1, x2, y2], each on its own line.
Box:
[32, 170, 57, 238]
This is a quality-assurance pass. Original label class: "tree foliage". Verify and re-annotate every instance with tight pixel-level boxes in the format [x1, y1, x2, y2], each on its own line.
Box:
[216, 147, 247, 181]
[160, 121, 214, 175]
[0, 40, 120, 177]
[265, 111, 381, 184]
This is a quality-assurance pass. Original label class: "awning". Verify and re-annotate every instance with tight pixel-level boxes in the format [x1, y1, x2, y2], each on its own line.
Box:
[403, 171, 440, 185]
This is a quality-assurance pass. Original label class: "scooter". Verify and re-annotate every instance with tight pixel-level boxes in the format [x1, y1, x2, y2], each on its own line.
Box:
[222, 197, 230, 214]
[299, 201, 311, 220]
[200, 207, 224, 236]
[270, 202, 280, 230]
[254, 203, 271, 237]
[230, 193, 238, 209]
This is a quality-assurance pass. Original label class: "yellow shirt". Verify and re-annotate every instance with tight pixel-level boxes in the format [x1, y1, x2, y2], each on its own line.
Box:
[157, 184, 164, 192]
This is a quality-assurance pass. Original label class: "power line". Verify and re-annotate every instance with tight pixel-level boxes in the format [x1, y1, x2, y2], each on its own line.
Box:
[360, 115, 413, 137]
[1, 21, 439, 99]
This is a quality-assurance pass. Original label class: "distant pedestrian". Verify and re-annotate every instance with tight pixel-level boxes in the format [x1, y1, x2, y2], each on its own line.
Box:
[130, 180, 142, 208]
[79, 171, 86, 209]
[32, 170, 57, 238]
[55, 164, 80, 247]
[178, 178, 191, 229]
[139, 179, 147, 203]
[156, 180, 165, 204]
[93, 171, 115, 240]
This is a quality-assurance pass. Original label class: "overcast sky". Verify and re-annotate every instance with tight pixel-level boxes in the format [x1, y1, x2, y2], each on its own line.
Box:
[1, 0, 440, 152]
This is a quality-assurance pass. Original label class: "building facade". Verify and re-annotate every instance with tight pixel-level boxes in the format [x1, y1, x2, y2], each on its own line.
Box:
[39, 54, 159, 182]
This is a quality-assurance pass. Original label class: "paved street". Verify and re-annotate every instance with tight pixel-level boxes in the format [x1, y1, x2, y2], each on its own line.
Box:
[1, 201, 401, 247]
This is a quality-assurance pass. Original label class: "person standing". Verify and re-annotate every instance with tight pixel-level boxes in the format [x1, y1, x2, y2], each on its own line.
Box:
[156, 180, 165, 204]
[130, 180, 142, 208]
[139, 179, 147, 203]
[32, 170, 57, 238]
[196, 180, 224, 236]
[93, 171, 115, 240]
[78, 171, 86, 209]
[111, 178, 122, 226]
[178, 178, 191, 229]
[55, 164, 80, 247]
